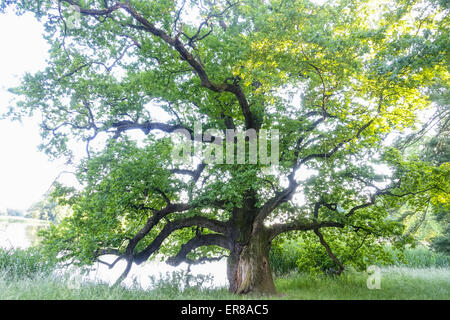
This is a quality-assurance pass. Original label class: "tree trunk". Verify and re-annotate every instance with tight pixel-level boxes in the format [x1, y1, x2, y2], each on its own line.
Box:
[227, 232, 277, 295]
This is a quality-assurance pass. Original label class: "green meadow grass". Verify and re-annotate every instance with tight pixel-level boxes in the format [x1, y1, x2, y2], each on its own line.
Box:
[0, 267, 448, 300]
[275, 267, 450, 300]
[0, 247, 448, 300]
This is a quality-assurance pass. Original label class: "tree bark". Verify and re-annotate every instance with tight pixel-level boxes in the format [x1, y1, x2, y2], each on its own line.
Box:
[227, 232, 277, 295]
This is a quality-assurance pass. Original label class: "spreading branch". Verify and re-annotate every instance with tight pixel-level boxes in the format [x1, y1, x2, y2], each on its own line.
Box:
[135, 215, 228, 264]
[313, 228, 345, 275]
[60, 0, 256, 130]
[166, 234, 229, 266]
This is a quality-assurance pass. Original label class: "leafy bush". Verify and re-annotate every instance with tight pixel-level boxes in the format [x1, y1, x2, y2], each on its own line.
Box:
[270, 240, 450, 276]
[270, 236, 450, 275]
[294, 241, 338, 275]
[0, 247, 57, 279]
[270, 229, 400, 276]
[270, 237, 345, 276]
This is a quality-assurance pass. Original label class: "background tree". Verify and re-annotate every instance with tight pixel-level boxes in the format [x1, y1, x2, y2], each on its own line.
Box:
[431, 206, 450, 254]
[1, 0, 448, 294]
[423, 86, 449, 255]
[5, 208, 26, 218]
[391, 80, 450, 254]
[27, 193, 69, 222]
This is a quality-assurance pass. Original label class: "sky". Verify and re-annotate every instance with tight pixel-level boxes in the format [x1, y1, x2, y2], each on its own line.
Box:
[0, 11, 69, 212]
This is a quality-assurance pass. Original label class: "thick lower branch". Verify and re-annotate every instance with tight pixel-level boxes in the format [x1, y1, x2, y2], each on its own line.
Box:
[166, 234, 229, 266]
[134, 216, 228, 264]
[125, 203, 191, 257]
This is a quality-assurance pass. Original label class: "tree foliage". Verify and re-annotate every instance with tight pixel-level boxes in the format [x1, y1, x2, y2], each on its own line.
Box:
[390, 80, 450, 254]
[2, 0, 449, 294]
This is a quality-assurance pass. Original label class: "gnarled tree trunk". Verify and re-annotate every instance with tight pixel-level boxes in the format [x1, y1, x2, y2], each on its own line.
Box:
[227, 231, 277, 295]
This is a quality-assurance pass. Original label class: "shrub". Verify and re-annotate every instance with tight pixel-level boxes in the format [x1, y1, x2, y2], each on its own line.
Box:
[270, 238, 450, 276]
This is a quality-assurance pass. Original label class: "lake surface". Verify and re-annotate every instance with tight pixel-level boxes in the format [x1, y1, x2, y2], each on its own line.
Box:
[0, 217, 46, 248]
[0, 218, 228, 289]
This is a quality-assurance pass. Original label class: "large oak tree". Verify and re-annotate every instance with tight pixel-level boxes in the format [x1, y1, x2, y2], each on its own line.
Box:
[2, 0, 448, 294]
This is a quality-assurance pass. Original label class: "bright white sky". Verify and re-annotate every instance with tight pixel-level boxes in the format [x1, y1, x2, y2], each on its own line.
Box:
[0, 11, 69, 212]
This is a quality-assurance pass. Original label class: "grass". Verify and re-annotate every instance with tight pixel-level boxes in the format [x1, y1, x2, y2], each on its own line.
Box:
[0, 247, 57, 279]
[398, 246, 450, 268]
[0, 272, 238, 300]
[0, 246, 448, 300]
[0, 267, 448, 300]
[275, 267, 450, 300]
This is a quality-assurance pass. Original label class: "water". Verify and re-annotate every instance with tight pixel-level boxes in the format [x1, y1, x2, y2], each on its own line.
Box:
[71, 255, 228, 290]
[0, 218, 228, 290]
[0, 217, 45, 248]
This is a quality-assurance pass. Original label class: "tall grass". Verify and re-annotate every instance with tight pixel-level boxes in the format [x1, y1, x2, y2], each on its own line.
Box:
[399, 246, 450, 268]
[0, 246, 448, 299]
[0, 267, 448, 300]
[0, 247, 57, 279]
[275, 267, 450, 300]
[0, 274, 240, 300]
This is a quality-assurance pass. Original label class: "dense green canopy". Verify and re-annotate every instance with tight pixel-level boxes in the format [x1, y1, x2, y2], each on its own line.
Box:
[2, 0, 448, 294]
